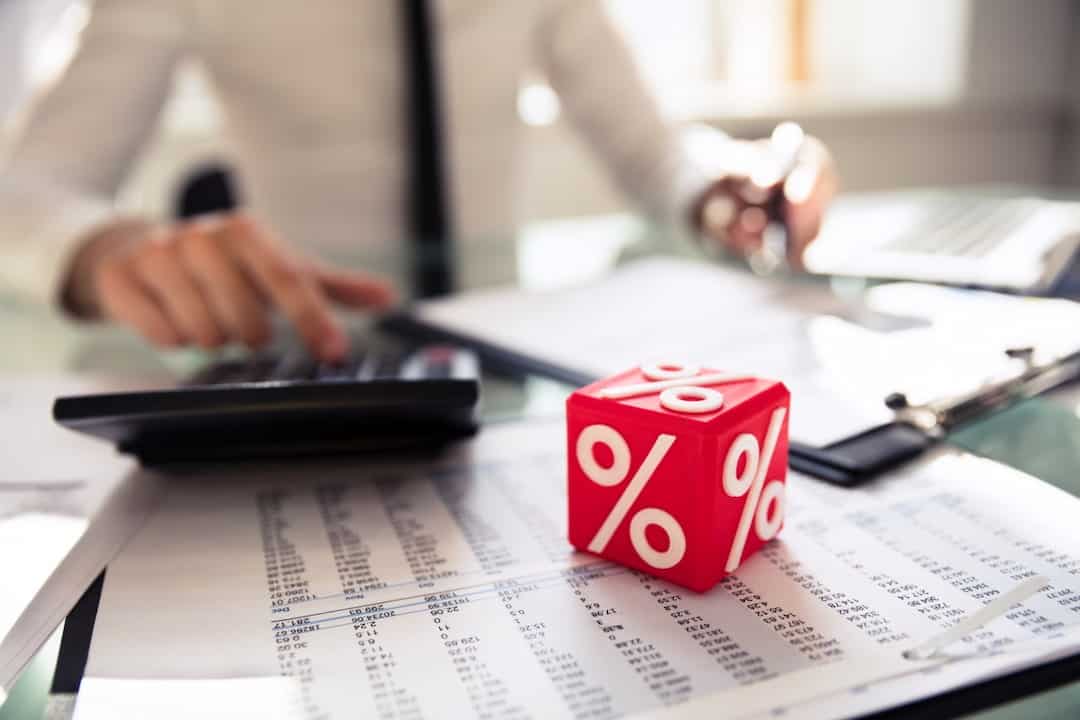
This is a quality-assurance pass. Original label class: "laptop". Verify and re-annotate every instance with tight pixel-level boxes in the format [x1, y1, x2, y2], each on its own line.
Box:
[802, 189, 1080, 293]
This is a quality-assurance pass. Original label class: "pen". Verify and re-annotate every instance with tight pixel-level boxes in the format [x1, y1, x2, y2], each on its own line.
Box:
[751, 122, 806, 274]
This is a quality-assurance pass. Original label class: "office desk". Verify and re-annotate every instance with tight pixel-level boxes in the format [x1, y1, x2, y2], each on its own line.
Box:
[1, 216, 1079, 719]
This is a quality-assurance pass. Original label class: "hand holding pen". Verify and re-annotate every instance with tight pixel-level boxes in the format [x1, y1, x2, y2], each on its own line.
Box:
[694, 122, 838, 272]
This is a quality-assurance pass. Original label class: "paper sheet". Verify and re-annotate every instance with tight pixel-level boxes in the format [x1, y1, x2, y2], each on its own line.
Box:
[73, 677, 303, 720]
[0, 469, 165, 694]
[416, 258, 893, 446]
[0, 375, 163, 694]
[413, 258, 1080, 446]
[0, 376, 134, 494]
[0, 513, 87, 640]
[78, 420, 1080, 718]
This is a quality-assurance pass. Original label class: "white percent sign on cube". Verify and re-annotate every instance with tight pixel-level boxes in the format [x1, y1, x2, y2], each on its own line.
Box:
[597, 361, 752, 414]
[584, 361, 786, 574]
[722, 406, 787, 572]
[577, 424, 685, 569]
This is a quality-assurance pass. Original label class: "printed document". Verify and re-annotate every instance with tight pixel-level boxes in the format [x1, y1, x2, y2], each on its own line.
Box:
[412, 258, 1080, 446]
[77, 420, 1080, 718]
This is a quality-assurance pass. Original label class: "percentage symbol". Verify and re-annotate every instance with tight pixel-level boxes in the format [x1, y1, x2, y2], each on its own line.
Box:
[722, 406, 787, 573]
[597, 361, 751, 414]
[577, 425, 685, 570]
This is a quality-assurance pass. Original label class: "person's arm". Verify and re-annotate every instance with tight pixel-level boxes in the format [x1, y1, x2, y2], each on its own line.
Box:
[533, 0, 705, 224]
[0, 0, 189, 307]
[0, 0, 395, 360]
[534, 1, 836, 265]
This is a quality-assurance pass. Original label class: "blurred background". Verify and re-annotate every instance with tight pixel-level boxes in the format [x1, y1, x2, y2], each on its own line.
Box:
[3, 0, 1078, 227]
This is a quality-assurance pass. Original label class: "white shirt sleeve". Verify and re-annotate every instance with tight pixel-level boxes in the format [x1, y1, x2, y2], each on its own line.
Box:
[0, 0, 189, 307]
[534, 0, 717, 227]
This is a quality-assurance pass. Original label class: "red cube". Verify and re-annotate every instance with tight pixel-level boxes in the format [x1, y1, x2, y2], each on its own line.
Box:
[566, 362, 790, 592]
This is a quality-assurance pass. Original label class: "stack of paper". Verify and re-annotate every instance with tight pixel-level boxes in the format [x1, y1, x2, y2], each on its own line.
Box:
[72, 420, 1080, 718]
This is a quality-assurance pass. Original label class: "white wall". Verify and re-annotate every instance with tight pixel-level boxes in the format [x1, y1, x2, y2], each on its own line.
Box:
[809, 0, 972, 104]
[1058, 0, 1080, 185]
[518, 0, 1080, 222]
[963, 0, 1073, 105]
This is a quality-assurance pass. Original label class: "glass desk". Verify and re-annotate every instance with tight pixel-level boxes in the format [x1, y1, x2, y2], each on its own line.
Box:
[1, 219, 1079, 719]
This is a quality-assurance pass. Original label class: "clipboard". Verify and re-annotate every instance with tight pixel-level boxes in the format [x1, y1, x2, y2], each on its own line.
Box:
[380, 312, 1080, 487]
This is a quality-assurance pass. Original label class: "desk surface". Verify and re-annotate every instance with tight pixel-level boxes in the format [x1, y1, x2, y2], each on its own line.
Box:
[2, 213, 1080, 719]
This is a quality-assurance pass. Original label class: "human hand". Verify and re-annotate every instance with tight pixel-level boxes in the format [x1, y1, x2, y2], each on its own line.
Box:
[63, 212, 397, 361]
[694, 125, 837, 270]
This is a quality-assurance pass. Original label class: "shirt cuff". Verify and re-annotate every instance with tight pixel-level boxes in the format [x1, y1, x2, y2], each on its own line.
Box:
[667, 124, 733, 235]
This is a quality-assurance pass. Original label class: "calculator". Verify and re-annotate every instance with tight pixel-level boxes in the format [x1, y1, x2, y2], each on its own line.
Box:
[52, 343, 480, 464]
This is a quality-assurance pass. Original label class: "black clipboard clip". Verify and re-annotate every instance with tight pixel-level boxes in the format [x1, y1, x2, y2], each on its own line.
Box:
[790, 347, 1080, 486]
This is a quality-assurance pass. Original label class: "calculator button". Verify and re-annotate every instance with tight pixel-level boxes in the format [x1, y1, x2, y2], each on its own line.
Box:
[268, 351, 318, 381]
